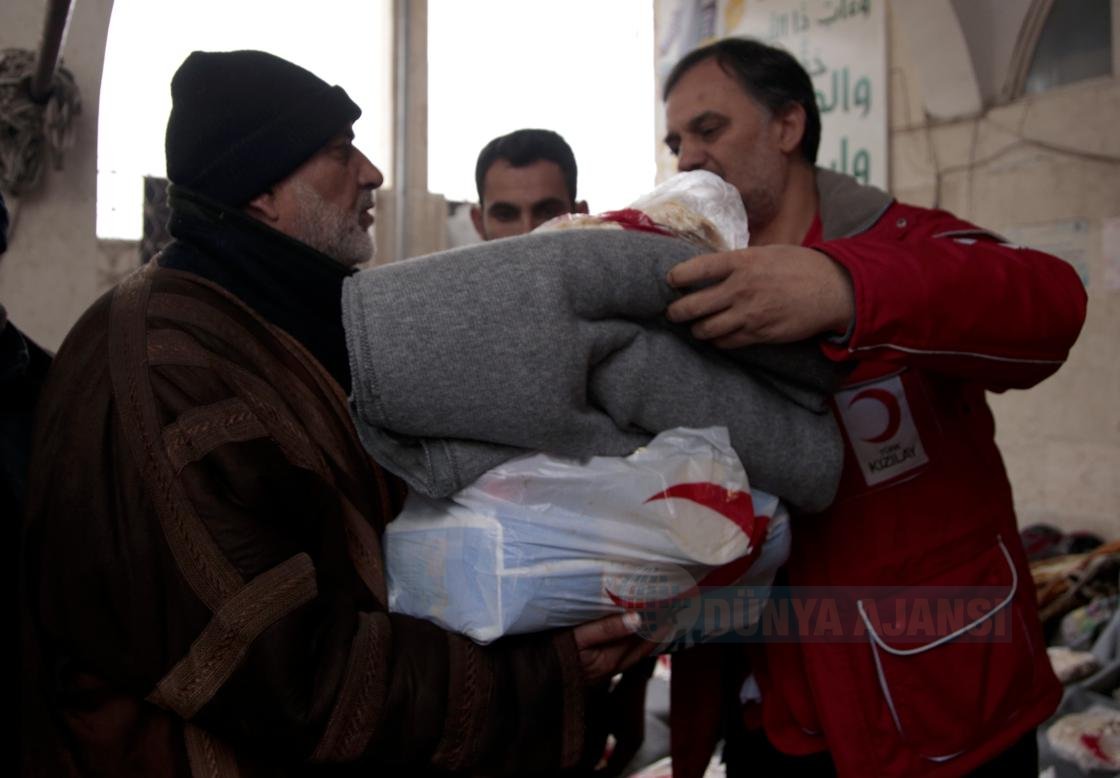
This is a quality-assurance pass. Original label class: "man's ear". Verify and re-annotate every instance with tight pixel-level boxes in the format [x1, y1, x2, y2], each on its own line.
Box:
[574, 200, 589, 215]
[245, 189, 281, 223]
[470, 204, 487, 239]
[775, 103, 807, 155]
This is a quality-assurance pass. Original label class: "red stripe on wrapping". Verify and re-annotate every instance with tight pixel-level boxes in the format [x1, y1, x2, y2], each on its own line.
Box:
[645, 482, 757, 537]
[604, 483, 770, 608]
[695, 515, 769, 588]
[598, 208, 676, 237]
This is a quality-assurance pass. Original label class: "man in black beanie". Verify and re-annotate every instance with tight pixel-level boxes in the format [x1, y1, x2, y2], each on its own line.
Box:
[21, 50, 635, 776]
[156, 48, 381, 390]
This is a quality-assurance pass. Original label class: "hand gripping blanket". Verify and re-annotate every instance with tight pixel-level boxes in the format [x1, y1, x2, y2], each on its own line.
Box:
[342, 230, 845, 512]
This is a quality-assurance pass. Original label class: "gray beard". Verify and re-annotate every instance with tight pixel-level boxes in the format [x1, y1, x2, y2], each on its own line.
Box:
[288, 181, 375, 266]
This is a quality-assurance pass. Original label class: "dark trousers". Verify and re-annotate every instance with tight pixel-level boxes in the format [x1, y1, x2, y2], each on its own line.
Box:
[722, 722, 1039, 777]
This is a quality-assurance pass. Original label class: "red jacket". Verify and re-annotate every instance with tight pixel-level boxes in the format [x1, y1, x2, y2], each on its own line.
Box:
[749, 170, 1086, 776]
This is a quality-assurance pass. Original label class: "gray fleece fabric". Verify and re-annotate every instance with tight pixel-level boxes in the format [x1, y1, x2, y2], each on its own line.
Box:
[343, 230, 845, 512]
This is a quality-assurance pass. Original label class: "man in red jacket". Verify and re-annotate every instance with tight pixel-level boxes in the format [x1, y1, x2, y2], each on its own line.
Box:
[661, 38, 1086, 777]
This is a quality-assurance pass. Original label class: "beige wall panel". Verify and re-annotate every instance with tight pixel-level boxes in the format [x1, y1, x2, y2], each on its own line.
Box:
[889, 128, 936, 192]
[928, 122, 978, 170]
[972, 117, 1022, 169]
[971, 154, 1112, 227]
[1018, 81, 1120, 158]
[0, 0, 116, 350]
[886, 1, 926, 132]
[891, 0, 982, 119]
[889, 185, 936, 209]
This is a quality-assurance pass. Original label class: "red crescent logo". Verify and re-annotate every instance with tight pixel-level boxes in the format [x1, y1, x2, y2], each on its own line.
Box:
[848, 388, 902, 443]
[645, 482, 756, 536]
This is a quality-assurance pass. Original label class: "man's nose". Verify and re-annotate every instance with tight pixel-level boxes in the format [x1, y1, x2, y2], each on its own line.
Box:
[676, 140, 706, 172]
[357, 149, 384, 190]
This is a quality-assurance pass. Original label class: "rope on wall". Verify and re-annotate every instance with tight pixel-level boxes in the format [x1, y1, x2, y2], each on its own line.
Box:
[0, 48, 81, 194]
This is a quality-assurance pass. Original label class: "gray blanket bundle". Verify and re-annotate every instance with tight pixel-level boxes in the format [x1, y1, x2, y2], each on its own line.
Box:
[342, 230, 845, 512]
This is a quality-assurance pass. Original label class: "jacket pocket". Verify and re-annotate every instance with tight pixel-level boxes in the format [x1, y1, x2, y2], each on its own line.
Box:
[858, 535, 1037, 761]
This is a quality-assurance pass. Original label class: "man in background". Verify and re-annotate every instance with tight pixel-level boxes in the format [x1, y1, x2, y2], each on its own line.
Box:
[661, 37, 1085, 777]
[471, 128, 588, 240]
[470, 127, 668, 777]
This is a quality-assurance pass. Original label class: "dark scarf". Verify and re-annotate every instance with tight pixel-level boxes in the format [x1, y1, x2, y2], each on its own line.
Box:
[160, 186, 355, 392]
[1, 304, 52, 528]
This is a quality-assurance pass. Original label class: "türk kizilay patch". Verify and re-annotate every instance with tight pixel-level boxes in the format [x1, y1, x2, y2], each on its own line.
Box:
[835, 374, 928, 486]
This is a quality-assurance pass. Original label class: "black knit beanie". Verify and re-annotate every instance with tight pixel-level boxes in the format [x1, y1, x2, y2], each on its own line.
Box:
[165, 50, 361, 207]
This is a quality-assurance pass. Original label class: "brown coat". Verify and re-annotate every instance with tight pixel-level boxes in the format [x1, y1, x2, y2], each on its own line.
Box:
[21, 263, 588, 776]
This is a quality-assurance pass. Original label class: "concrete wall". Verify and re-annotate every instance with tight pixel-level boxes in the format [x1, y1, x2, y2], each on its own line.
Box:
[0, 0, 117, 351]
[888, 1, 1120, 538]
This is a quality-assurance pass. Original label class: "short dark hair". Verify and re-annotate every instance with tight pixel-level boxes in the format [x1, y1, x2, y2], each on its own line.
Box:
[663, 37, 821, 165]
[474, 129, 578, 204]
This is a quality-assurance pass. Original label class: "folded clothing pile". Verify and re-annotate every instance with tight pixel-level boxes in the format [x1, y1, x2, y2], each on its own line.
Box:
[343, 228, 845, 513]
[1046, 705, 1120, 772]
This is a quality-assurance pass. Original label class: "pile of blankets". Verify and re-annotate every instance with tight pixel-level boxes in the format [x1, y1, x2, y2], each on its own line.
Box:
[342, 229, 847, 513]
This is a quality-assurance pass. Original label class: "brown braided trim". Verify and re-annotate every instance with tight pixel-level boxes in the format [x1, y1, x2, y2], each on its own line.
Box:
[150, 271, 395, 540]
[309, 611, 390, 763]
[109, 269, 241, 612]
[147, 328, 212, 369]
[184, 724, 241, 778]
[338, 496, 387, 604]
[255, 299, 375, 471]
[219, 362, 332, 480]
[264, 318, 402, 538]
[554, 631, 587, 768]
[145, 324, 330, 480]
[164, 398, 268, 474]
[148, 553, 318, 719]
[148, 291, 356, 475]
[430, 635, 495, 771]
